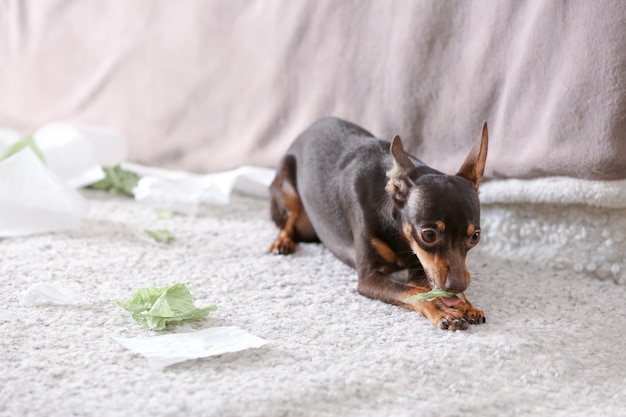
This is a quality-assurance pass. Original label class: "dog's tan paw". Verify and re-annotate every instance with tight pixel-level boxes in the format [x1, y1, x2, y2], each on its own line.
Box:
[464, 306, 486, 325]
[455, 301, 486, 325]
[406, 297, 470, 330]
[433, 308, 470, 331]
[405, 298, 468, 330]
[269, 235, 296, 255]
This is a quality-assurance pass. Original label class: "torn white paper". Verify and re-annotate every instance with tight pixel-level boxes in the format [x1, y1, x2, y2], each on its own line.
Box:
[128, 164, 275, 215]
[0, 148, 88, 237]
[131, 174, 208, 216]
[0, 122, 128, 237]
[113, 326, 269, 369]
[33, 123, 127, 188]
[18, 282, 77, 306]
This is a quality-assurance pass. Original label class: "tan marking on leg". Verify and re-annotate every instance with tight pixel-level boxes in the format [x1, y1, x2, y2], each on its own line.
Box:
[269, 182, 301, 255]
[370, 238, 397, 263]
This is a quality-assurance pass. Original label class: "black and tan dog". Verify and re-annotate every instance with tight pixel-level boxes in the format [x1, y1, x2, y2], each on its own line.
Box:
[269, 117, 488, 330]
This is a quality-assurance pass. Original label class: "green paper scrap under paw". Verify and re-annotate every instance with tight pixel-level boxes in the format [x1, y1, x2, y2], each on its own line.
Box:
[87, 164, 140, 197]
[403, 287, 464, 303]
[117, 283, 217, 331]
[145, 229, 175, 243]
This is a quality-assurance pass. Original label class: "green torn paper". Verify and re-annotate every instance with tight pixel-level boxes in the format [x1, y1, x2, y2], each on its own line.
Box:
[87, 164, 140, 197]
[403, 287, 464, 303]
[0, 135, 45, 163]
[117, 283, 217, 331]
[145, 229, 175, 243]
[155, 210, 173, 219]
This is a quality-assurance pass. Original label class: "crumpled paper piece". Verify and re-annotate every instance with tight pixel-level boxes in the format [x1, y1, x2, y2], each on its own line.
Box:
[116, 283, 217, 331]
[113, 326, 269, 369]
[128, 164, 275, 215]
[18, 282, 77, 306]
[0, 149, 88, 236]
[0, 123, 126, 237]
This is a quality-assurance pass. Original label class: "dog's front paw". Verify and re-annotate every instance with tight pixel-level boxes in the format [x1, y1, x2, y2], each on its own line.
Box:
[433, 307, 470, 331]
[269, 234, 296, 255]
[455, 301, 486, 325]
[406, 297, 482, 330]
[463, 306, 486, 325]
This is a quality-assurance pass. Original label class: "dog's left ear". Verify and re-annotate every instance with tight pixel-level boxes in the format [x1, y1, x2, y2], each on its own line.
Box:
[386, 135, 415, 206]
[457, 122, 488, 192]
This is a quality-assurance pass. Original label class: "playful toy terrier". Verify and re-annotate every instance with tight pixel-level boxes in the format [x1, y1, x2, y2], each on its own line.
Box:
[269, 117, 488, 330]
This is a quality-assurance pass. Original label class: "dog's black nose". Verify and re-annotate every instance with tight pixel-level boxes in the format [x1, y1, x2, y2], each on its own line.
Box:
[444, 275, 467, 293]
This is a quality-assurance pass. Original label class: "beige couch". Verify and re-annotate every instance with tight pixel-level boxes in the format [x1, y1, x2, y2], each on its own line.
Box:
[2, 0, 626, 179]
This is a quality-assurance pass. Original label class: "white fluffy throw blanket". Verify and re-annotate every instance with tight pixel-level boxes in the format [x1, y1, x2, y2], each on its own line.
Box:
[480, 177, 626, 285]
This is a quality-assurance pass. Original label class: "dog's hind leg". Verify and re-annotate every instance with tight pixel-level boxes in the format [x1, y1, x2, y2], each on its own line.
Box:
[269, 155, 317, 255]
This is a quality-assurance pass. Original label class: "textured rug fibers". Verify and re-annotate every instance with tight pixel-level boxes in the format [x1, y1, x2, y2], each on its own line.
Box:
[1, 191, 625, 417]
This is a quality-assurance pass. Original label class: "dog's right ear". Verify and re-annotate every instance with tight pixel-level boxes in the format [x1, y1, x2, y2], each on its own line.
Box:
[457, 122, 488, 193]
[386, 135, 414, 206]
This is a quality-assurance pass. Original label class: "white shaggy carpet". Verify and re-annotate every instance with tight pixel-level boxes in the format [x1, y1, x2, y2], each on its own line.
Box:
[2, 190, 626, 417]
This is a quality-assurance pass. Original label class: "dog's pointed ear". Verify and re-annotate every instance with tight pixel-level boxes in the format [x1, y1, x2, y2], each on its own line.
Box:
[457, 122, 488, 192]
[386, 135, 414, 206]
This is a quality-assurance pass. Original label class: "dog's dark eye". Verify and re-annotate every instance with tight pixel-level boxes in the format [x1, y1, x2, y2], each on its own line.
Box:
[421, 229, 438, 243]
[469, 230, 481, 245]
